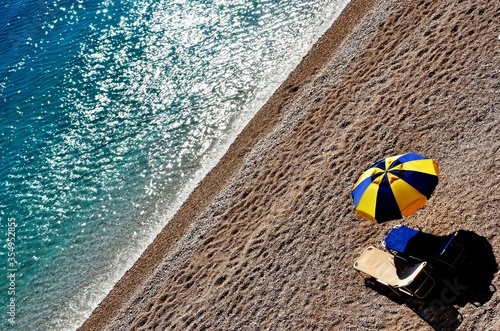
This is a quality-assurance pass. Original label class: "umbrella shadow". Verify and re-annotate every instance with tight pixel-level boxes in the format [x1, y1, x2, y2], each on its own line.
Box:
[364, 230, 497, 331]
[431, 230, 498, 308]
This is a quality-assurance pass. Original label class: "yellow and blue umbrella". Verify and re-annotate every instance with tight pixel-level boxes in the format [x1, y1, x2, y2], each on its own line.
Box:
[352, 152, 439, 223]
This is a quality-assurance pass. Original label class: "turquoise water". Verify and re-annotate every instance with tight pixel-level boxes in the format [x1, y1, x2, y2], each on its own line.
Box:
[0, 0, 349, 329]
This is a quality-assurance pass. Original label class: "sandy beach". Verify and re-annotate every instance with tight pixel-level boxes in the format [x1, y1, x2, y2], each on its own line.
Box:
[79, 0, 499, 330]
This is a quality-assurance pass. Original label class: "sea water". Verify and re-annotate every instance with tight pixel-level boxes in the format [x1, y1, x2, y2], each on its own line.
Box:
[0, 0, 349, 329]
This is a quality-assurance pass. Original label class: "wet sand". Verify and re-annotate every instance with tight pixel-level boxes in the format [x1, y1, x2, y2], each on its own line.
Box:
[79, 0, 499, 330]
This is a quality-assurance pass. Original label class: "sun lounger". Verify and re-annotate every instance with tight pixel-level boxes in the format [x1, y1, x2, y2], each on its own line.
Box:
[354, 246, 435, 299]
[382, 225, 466, 268]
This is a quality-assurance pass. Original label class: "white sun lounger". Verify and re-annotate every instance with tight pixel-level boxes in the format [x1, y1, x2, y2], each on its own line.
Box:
[354, 246, 435, 299]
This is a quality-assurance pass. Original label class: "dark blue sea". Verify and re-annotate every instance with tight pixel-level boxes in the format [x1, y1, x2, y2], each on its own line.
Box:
[0, 0, 349, 329]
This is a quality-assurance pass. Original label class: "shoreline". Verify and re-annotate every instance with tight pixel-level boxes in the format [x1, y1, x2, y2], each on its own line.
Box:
[78, 0, 380, 329]
[79, 0, 499, 329]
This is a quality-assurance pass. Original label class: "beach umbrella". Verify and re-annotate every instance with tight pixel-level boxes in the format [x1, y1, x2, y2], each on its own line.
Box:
[351, 152, 439, 223]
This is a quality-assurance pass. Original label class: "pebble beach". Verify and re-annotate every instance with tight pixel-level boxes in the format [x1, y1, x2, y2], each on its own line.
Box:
[79, 0, 499, 330]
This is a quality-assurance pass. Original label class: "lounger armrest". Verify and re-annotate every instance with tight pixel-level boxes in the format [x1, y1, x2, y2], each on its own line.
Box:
[398, 288, 413, 296]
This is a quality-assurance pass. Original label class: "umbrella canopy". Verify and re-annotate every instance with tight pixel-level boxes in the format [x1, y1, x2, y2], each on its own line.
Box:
[352, 152, 439, 223]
